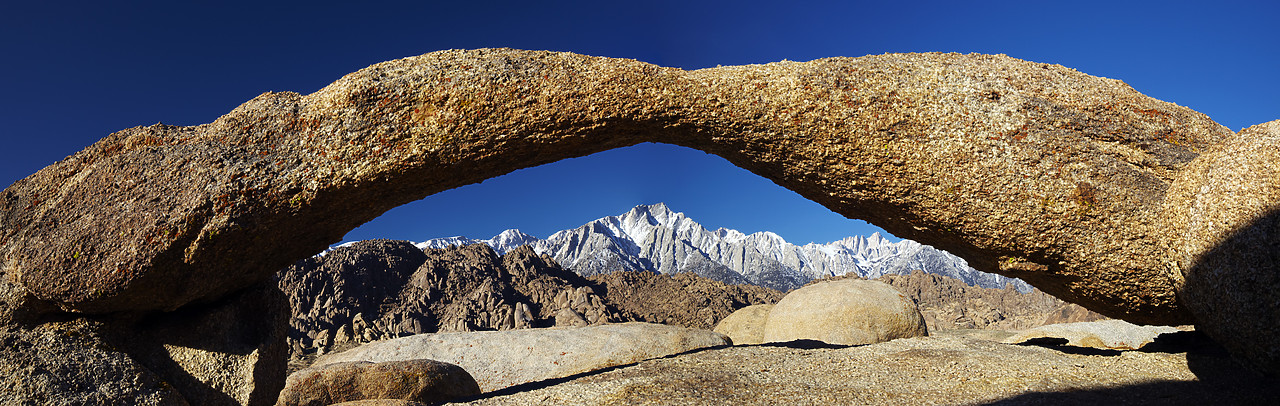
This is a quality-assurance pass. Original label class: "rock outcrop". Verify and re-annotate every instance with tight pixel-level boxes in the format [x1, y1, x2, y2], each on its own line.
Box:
[1163, 119, 1280, 375]
[277, 241, 620, 357]
[587, 270, 784, 330]
[1040, 303, 1109, 325]
[312, 322, 730, 392]
[761, 279, 928, 345]
[276, 360, 479, 406]
[2, 48, 1275, 379]
[877, 270, 1101, 331]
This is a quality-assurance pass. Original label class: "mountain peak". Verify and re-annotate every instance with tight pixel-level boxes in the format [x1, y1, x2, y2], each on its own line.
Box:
[416, 203, 1031, 292]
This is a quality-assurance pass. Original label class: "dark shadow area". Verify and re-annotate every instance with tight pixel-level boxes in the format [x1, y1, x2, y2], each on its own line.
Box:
[982, 380, 1279, 405]
[452, 344, 735, 402]
[755, 339, 855, 350]
[1182, 207, 1280, 376]
[101, 281, 290, 406]
[988, 330, 1279, 405]
[1011, 337, 1122, 356]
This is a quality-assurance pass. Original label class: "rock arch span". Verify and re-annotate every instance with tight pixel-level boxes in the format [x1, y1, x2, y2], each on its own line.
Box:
[0, 49, 1244, 332]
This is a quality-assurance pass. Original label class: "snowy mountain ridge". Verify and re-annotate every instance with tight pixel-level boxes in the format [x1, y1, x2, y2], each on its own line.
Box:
[416, 203, 1031, 292]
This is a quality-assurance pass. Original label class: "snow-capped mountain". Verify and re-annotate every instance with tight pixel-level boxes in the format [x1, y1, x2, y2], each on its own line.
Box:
[417, 203, 1031, 292]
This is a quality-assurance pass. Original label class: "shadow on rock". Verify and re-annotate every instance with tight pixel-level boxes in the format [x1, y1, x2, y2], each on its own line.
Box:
[982, 379, 1279, 405]
[103, 281, 290, 406]
[1011, 337, 1122, 357]
[992, 330, 1279, 405]
[458, 344, 733, 402]
[1180, 207, 1280, 376]
[756, 339, 855, 350]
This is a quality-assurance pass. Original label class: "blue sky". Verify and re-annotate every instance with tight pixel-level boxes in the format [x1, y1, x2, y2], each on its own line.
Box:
[2, 1, 1277, 246]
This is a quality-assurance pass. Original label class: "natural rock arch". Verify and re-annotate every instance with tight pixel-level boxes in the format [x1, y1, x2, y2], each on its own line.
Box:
[0, 49, 1240, 331]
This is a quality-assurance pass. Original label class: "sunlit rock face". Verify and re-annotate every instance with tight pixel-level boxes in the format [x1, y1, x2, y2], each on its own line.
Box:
[0, 49, 1241, 333]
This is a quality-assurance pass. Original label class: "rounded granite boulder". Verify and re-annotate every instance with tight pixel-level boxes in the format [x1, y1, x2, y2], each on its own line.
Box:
[1162, 119, 1280, 375]
[761, 279, 927, 346]
[713, 304, 774, 345]
[276, 359, 480, 406]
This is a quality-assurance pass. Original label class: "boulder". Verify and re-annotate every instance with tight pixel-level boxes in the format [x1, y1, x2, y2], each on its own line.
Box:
[1001, 320, 1179, 350]
[1162, 119, 1280, 375]
[0, 50, 1232, 329]
[762, 279, 927, 345]
[0, 319, 189, 406]
[276, 360, 479, 406]
[313, 322, 729, 392]
[713, 304, 773, 345]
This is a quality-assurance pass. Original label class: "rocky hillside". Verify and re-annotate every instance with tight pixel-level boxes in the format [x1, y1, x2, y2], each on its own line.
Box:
[284, 238, 1103, 355]
[589, 270, 785, 330]
[277, 240, 783, 359]
[420, 203, 1032, 292]
[277, 241, 619, 356]
[875, 270, 1107, 331]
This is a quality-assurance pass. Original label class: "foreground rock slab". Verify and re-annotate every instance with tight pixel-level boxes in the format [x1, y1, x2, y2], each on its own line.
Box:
[762, 279, 927, 345]
[461, 333, 1278, 405]
[312, 322, 728, 392]
[1002, 320, 1179, 350]
[276, 360, 479, 406]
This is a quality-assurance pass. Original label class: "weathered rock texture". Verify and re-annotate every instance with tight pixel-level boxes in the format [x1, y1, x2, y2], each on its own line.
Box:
[277, 241, 620, 358]
[276, 360, 479, 406]
[0, 49, 1234, 328]
[313, 322, 730, 392]
[0, 319, 190, 406]
[877, 270, 1104, 331]
[588, 270, 784, 330]
[1162, 119, 1280, 375]
[459, 332, 1279, 405]
[762, 279, 928, 345]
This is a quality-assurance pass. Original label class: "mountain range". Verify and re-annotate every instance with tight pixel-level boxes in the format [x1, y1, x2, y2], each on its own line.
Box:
[415, 203, 1031, 293]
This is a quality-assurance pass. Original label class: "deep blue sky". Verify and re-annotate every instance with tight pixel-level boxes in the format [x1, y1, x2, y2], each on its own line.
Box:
[2, 1, 1277, 246]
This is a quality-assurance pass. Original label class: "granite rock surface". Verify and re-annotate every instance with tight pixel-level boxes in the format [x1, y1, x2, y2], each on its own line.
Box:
[276, 360, 479, 406]
[459, 332, 1278, 405]
[312, 322, 730, 392]
[0, 49, 1232, 326]
[761, 279, 927, 345]
[1162, 119, 1280, 375]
